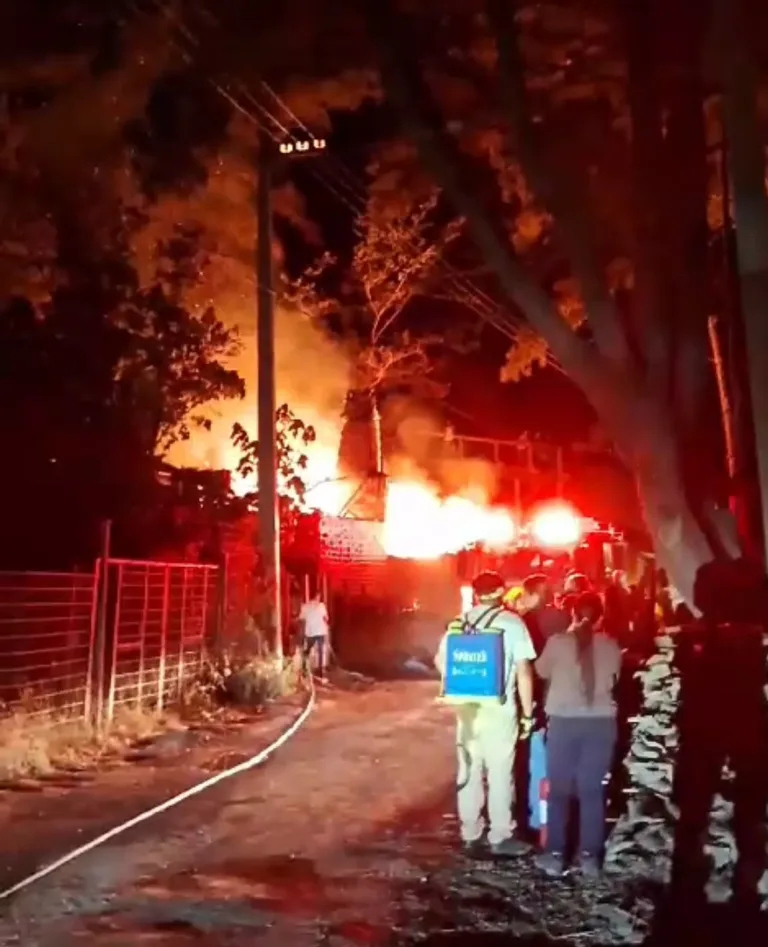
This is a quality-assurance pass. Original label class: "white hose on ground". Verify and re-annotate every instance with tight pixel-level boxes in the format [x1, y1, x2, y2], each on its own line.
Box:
[0, 678, 315, 903]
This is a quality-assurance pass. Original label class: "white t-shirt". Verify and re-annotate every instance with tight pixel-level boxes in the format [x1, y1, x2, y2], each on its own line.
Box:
[300, 599, 329, 639]
[436, 604, 536, 714]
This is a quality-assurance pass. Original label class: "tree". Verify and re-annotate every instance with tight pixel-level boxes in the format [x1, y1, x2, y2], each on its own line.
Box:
[232, 403, 317, 509]
[713, 0, 768, 562]
[356, 0, 758, 603]
[284, 193, 473, 481]
[0, 10, 250, 566]
[224, 406, 320, 588]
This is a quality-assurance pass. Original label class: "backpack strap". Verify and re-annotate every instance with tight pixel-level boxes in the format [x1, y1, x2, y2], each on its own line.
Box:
[481, 606, 503, 630]
[464, 604, 501, 633]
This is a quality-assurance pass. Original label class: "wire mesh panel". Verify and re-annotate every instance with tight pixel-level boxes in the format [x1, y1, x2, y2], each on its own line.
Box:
[106, 560, 217, 718]
[0, 570, 98, 720]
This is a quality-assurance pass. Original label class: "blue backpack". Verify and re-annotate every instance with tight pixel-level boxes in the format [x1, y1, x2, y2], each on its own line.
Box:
[439, 605, 507, 706]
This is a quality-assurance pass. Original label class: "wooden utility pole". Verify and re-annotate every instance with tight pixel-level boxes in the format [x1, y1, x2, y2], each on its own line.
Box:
[255, 124, 328, 657]
[256, 128, 282, 657]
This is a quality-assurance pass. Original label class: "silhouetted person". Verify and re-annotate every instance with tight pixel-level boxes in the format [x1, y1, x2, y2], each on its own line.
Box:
[518, 573, 569, 653]
[672, 558, 768, 905]
[604, 570, 632, 643]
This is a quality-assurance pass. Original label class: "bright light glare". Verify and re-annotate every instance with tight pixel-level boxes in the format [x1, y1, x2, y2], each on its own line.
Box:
[382, 483, 517, 559]
[529, 503, 582, 548]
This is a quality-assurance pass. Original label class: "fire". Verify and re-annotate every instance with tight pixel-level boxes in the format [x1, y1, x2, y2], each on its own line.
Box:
[171, 421, 517, 561]
[381, 481, 516, 560]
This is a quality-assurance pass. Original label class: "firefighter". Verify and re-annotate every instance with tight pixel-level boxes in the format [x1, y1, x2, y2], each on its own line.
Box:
[435, 570, 536, 857]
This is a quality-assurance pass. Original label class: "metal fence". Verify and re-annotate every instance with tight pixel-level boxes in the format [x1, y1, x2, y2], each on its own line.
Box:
[0, 570, 99, 720]
[102, 559, 217, 720]
[0, 558, 220, 727]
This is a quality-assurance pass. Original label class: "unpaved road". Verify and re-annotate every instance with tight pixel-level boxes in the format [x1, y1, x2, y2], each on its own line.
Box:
[0, 682, 654, 946]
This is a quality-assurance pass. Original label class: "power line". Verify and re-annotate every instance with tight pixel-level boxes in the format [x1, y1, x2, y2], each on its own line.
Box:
[132, 0, 561, 369]
[144, 0, 539, 353]
[256, 78, 559, 362]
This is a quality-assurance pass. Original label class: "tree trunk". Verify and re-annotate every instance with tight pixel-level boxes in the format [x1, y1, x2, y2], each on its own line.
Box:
[367, 0, 716, 604]
[714, 0, 768, 564]
[625, 405, 715, 607]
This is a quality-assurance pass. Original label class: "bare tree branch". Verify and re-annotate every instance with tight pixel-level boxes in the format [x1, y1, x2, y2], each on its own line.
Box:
[365, 0, 610, 400]
[353, 193, 461, 341]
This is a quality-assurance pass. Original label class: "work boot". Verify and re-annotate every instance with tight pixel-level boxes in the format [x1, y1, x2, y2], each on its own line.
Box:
[576, 852, 601, 879]
[462, 838, 486, 857]
[490, 837, 532, 858]
[534, 851, 566, 877]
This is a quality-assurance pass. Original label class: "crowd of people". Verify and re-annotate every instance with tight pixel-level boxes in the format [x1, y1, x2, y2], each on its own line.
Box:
[294, 558, 676, 878]
[436, 566, 637, 879]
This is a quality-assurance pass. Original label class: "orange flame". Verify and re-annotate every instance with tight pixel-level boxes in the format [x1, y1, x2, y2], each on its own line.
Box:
[218, 439, 517, 561]
[381, 481, 516, 559]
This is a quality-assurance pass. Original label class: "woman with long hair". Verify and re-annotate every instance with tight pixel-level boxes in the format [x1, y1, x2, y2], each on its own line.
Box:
[534, 591, 622, 878]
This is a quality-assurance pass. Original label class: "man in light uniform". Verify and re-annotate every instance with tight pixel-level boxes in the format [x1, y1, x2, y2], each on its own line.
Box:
[436, 570, 536, 856]
[300, 588, 330, 680]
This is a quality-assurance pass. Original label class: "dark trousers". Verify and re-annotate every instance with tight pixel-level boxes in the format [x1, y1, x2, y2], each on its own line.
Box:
[303, 635, 326, 672]
[546, 715, 617, 856]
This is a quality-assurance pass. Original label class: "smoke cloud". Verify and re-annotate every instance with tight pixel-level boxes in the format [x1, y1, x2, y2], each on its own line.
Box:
[385, 398, 498, 503]
[165, 303, 350, 489]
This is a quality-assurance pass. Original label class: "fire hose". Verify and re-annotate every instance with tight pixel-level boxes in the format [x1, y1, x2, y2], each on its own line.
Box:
[0, 674, 316, 904]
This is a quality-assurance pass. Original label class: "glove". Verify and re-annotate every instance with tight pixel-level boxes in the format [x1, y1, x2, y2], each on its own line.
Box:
[519, 715, 534, 740]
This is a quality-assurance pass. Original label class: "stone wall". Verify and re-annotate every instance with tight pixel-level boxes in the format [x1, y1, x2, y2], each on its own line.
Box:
[604, 630, 768, 903]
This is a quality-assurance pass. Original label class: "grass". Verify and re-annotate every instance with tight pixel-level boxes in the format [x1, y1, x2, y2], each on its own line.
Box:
[0, 702, 169, 783]
[182, 645, 302, 711]
[0, 646, 302, 784]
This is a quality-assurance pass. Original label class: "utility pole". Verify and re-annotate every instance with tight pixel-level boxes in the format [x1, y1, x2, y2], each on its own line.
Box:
[255, 124, 327, 659]
[256, 127, 281, 658]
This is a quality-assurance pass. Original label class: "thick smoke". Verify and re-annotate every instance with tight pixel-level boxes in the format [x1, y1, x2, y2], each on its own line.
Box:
[165, 303, 350, 489]
[385, 398, 498, 502]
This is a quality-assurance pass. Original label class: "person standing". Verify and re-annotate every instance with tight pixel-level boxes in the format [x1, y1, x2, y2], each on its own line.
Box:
[603, 570, 632, 643]
[517, 573, 570, 652]
[534, 591, 621, 878]
[300, 588, 330, 681]
[435, 570, 536, 857]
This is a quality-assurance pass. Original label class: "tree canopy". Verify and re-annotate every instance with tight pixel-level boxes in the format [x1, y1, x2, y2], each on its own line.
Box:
[208, 0, 765, 601]
[3, 0, 768, 597]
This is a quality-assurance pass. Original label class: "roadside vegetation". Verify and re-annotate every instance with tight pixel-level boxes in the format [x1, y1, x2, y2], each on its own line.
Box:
[0, 638, 302, 784]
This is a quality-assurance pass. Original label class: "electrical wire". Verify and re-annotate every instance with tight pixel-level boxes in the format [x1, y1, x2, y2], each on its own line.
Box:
[133, 0, 560, 366]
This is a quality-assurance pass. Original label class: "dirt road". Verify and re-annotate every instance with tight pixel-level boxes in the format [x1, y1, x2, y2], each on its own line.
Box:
[0, 681, 651, 946]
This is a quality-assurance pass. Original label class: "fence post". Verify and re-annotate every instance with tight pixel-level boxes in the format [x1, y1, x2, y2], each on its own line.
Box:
[201, 568, 212, 665]
[137, 564, 149, 704]
[92, 520, 112, 732]
[84, 560, 102, 725]
[177, 567, 189, 696]
[214, 553, 229, 647]
[105, 561, 123, 726]
[157, 565, 170, 712]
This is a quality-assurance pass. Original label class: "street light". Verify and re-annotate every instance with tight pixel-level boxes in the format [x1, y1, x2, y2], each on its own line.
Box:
[256, 126, 328, 661]
[278, 137, 327, 155]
